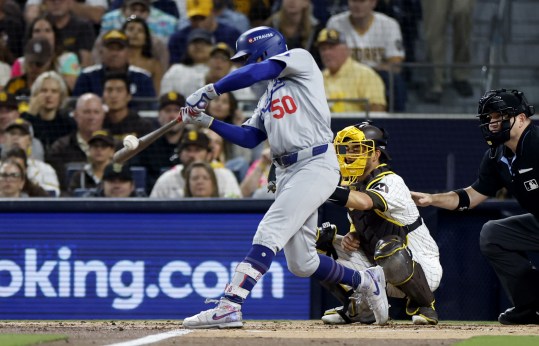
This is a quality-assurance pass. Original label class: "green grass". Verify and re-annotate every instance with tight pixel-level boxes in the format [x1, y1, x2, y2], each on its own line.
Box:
[455, 336, 539, 346]
[0, 334, 67, 346]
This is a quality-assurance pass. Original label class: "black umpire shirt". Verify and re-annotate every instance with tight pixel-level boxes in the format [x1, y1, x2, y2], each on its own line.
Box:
[472, 123, 539, 218]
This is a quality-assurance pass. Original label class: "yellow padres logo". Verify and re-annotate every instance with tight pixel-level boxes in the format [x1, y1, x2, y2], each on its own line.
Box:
[187, 131, 198, 141]
[112, 163, 124, 173]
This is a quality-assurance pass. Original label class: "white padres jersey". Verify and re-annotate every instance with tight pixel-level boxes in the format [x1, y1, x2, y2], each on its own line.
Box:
[326, 11, 405, 67]
[243, 48, 334, 156]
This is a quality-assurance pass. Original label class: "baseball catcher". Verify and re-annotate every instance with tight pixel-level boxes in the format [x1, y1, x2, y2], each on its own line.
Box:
[317, 122, 442, 325]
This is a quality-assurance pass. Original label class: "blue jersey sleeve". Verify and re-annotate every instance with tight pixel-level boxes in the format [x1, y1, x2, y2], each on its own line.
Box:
[209, 119, 267, 149]
[214, 59, 285, 94]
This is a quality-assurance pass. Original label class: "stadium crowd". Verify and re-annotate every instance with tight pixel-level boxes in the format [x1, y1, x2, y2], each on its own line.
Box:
[0, 0, 474, 198]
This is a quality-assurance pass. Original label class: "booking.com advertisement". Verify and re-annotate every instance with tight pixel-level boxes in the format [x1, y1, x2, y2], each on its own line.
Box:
[0, 212, 310, 320]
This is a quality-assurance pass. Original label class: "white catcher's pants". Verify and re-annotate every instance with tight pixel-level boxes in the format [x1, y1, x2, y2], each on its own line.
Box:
[334, 224, 443, 298]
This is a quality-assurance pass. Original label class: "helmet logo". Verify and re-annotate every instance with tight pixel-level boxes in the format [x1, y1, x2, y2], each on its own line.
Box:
[249, 32, 274, 44]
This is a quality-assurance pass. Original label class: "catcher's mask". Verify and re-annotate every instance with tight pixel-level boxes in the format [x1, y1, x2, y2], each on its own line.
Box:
[334, 122, 391, 186]
[477, 89, 535, 148]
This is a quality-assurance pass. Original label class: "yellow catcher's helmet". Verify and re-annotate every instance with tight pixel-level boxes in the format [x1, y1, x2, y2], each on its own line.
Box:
[334, 122, 391, 186]
[333, 125, 375, 186]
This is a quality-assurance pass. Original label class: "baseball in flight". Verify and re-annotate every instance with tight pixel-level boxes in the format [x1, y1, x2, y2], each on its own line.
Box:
[123, 135, 139, 150]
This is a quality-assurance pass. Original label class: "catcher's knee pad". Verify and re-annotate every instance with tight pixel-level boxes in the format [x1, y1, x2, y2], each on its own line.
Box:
[374, 235, 414, 285]
[374, 235, 435, 313]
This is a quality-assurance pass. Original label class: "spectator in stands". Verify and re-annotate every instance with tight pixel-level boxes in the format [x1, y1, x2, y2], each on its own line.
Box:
[25, 0, 107, 28]
[240, 146, 274, 199]
[326, 0, 407, 112]
[0, 92, 21, 146]
[206, 93, 253, 177]
[92, 25, 169, 74]
[205, 42, 256, 108]
[108, 0, 180, 19]
[0, 39, 14, 88]
[0, 159, 30, 197]
[4, 38, 55, 102]
[3, 118, 60, 195]
[86, 162, 145, 197]
[213, 0, 250, 33]
[40, 0, 96, 67]
[161, 28, 213, 97]
[183, 160, 220, 198]
[100, 0, 178, 44]
[150, 126, 241, 198]
[122, 15, 164, 95]
[67, 130, 114, 196]
[232, 0, 273, 27]
[22, 71, 76, 151]
[46, 93, 106, 192]
[12, 15, 81, 91]
[0, 0, 25, 59]
[1, 148, 49, 197]
[72, 29, 156, 101]
[421, 0, 475, 103]
[137, 91, 185, 191]
[102, 72, 155, 142]
[264, 0, 323, 65]
[168, 0, 240, 65]
[0, 91, 46, 160]
[179, 0, 249, 32]
[202, 127, 249, 183]
[375, 0, 421, 75]
[317, 28, 387, 113]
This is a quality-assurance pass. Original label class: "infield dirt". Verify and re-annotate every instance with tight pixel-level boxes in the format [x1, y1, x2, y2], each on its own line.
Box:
[1, 320, 538, 346]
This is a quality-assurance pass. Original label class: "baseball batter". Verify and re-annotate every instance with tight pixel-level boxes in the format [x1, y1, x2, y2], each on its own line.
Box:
[179, 26, 389, 329]
[318, 123, 442, 325]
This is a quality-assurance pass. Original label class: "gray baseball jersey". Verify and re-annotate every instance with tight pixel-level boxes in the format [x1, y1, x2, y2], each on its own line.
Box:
[243, 48, 335, 157]
[247, 48, 340, 274]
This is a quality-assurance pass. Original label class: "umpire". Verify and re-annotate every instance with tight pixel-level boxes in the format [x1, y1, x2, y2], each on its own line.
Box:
[412, 89, 539, 325]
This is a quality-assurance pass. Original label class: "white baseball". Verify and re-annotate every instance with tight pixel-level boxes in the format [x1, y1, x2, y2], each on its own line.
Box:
[123, 135, 139, 150]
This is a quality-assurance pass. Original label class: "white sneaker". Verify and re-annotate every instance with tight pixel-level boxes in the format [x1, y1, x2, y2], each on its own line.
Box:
[183, 298, 243, 329]
[354, 265, 389, 325]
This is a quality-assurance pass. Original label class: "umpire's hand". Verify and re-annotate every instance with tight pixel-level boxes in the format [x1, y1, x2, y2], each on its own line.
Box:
[410, 191, 432, 207]
[342, 232, 360, 252]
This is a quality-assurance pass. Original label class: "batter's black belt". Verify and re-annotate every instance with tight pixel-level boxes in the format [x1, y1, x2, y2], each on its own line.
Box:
[273, 144, 328, 167]
[405, 216, 423, 233]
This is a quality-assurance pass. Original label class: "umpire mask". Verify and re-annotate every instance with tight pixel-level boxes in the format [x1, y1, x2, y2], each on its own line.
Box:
[477, 89, 535, 148]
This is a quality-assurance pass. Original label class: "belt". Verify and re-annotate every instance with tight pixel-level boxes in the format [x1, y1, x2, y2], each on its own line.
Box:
[273, 144, 329, 167]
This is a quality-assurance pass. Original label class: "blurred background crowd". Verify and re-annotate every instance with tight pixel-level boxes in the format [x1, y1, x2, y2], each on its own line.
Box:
[0, 0, 536, 198]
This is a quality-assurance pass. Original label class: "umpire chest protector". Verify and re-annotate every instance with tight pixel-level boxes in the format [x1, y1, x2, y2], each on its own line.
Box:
[348, 165, 411, 260]
[473, 124, 539, 218]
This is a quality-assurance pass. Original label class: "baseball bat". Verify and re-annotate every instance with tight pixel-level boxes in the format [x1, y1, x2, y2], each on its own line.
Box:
[112, 116, 182, 164]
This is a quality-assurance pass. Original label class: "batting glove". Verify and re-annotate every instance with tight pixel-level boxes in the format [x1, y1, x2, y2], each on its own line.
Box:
[186, 84, 219, 112]
[180, 107, 214, 128]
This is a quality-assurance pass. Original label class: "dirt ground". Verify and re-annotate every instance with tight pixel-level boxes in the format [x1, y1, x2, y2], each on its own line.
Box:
[1, 320, 538, 346]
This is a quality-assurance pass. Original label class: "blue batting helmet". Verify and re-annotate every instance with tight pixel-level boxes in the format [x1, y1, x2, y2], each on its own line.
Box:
[231, 26, 287, 65]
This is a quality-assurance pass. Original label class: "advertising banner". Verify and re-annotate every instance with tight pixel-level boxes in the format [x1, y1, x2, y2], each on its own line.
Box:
[0, 212, 310, 320]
